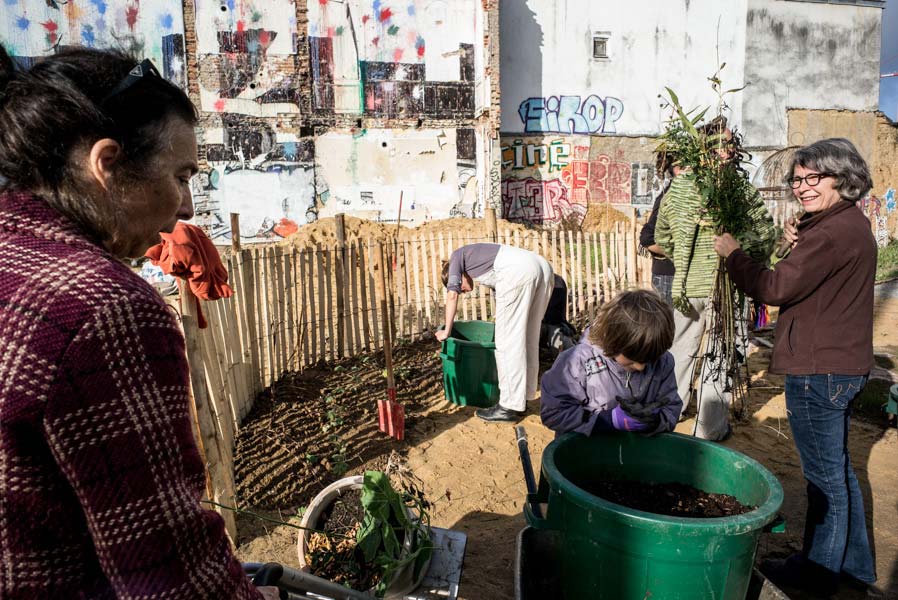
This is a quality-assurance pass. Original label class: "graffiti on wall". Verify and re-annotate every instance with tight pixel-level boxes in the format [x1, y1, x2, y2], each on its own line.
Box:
[308, 0, 477, 117]
[195, 0, 300, 116]
[193, 122, 316, 243]
[860, 190, 895, 248]
[502, 179, 583, 225]
[501, 138, 645, 227]
[518, 95, 624, 135]
[1, 0, 186, 88]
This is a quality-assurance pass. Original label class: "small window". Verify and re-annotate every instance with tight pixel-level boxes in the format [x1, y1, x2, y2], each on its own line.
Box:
[592, 34, 609, 59]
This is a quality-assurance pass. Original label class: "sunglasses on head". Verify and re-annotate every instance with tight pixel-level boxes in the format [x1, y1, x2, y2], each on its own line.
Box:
[101, 58, 161, 103]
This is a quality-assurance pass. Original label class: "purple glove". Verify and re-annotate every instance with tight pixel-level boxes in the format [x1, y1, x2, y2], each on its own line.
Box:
[611, 405, 652, 432]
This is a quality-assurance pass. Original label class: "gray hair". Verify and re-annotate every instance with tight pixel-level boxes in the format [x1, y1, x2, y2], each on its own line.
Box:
[787, 138, 872, 202]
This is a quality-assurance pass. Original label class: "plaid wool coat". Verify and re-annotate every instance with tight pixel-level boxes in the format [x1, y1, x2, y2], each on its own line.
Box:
[0, 191, 260, 599]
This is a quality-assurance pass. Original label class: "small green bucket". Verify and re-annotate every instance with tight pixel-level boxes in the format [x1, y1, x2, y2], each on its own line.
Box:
[439, 320, 499, 408]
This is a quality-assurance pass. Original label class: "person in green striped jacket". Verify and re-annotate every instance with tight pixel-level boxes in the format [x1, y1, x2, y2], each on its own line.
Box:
[655, 121, 776, 441]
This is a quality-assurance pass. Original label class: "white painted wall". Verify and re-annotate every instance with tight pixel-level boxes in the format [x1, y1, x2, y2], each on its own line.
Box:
[743, 0, 882, 148]
[314, 129, 464, 225]
[500, 0, 748, 137]
[0, 0, 186, 88]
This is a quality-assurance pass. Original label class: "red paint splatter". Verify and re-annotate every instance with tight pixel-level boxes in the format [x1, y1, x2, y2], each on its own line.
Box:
[40, 20, 58, 45]
[362, 14, 370, 24]
[393, 48, 403, 62]
[258, 30, 271, 47]
[237, 20, 245, 32]
[379, 7, 392, 22]
[319, 0, 328, 4]
[214, 99, 226, 112]
[273, 218, 299, 238]
[371, 36, 379, 47]
[326, 25, 335, 37]
[417, 44, 425, 58]
[125, 5, 139, 30]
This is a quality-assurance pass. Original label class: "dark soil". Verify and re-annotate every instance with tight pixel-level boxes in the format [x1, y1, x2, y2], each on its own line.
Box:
[320, 489, 365, 537]
[234, 340, 444, 510]
[306, 489, 378, 591]
[584, 480, 755, 518]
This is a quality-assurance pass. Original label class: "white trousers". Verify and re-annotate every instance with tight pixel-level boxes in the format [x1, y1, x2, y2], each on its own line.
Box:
[484, 246, 554, 412]
[670, 297, 731, 441]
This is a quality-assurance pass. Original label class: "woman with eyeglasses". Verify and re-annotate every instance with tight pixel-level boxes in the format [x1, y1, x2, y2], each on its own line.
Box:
[714, 138, 879, 598]
[0, 46, 276, 599]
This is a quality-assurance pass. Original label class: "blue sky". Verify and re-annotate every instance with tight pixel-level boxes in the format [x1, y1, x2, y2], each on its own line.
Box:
[882, 0, 898, 119]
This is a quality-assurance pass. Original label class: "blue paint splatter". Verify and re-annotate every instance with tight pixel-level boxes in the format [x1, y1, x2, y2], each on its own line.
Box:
[282, 142, 297, 160]
[373, 0, 382, 10]
[4, 0, 18, 6]
[227, 0, 236, 11]
[160, 13, 173, 30]
[15, 16, 29, 30]
[407, 4, 415, 16]
[89, 0, 107, 14]
[81, 25, 96, 46]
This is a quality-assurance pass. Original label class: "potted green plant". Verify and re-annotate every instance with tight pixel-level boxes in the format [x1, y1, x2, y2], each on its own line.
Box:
[297, 471, 433, 598]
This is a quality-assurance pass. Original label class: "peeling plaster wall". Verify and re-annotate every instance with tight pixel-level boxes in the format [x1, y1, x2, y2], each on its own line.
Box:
[1, 0, 496, 240]
[744, 0, 882, 148]
[314, 129, 470, 223]
[500, 0, 747, 137]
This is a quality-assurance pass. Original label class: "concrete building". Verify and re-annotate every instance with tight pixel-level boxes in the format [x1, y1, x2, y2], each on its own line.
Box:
[500, 0, 891, 228]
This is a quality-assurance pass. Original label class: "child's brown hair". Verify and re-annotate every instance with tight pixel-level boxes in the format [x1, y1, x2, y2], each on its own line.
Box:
[588, 289, 674, 364]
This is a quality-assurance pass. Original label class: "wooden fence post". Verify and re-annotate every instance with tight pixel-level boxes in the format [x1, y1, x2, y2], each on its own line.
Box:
[485, 207, 498, 243]
[181, 288, 238, 542]
[230, 213, 241, 253]
[335, 214, 347, 358]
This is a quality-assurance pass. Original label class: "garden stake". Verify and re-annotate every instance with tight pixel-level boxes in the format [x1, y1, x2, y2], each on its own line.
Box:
[392, 191, 403, 271]
[375, 244, 404, 439]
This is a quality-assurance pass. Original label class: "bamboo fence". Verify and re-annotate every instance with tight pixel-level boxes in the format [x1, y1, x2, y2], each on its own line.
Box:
[181, 219, 651, 538]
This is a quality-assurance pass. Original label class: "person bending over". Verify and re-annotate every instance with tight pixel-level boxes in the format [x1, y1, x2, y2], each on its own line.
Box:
[437, 243, 554, 422]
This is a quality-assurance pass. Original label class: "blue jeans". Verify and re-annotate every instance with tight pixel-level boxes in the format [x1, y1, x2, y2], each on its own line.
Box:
[784, 374, 876, 584]
[651, 274, 673, 306]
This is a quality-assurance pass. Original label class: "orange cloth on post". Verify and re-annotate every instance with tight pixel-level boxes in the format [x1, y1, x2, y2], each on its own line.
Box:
[145, 222, 234, 328]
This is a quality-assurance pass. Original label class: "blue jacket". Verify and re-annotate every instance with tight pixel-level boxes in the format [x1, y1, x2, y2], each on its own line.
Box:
[540, 334, 682, 436]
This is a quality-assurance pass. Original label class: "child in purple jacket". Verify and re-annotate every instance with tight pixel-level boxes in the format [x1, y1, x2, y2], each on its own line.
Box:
[540, 289, 682, 436]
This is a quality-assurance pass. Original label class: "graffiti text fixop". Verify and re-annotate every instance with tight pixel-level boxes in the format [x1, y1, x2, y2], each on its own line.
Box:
[518, 94, 624, 135]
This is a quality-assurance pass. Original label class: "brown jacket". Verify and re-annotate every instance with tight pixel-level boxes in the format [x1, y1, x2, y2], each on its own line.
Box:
[726, 200, 876, 375]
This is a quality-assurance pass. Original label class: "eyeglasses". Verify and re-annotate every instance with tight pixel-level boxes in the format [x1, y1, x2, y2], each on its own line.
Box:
[788, 173, 834, 189]
[101, 58, 161, 103]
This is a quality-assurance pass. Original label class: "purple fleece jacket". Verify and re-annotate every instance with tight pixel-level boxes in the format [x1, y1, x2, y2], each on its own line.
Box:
[540, 333, 682, 436]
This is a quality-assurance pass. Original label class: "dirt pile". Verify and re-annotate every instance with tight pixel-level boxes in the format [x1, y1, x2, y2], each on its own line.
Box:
[283, 216, 394, 249]
[580, 203, 632, 232]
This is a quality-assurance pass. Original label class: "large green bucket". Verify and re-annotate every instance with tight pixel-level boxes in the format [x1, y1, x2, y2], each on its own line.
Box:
[525, 432, 784, 600]
[439, 320, 499, 408]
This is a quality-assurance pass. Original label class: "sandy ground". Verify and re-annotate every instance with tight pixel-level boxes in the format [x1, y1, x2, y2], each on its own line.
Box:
[235, 296, 898, 600]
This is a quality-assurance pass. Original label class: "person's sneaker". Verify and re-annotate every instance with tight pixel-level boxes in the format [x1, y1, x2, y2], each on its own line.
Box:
[760, 556, 838, 598]
[475, 404, 524, 422]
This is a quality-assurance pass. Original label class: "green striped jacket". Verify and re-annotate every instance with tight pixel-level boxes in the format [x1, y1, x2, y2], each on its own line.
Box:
[655, 171, 776, 300]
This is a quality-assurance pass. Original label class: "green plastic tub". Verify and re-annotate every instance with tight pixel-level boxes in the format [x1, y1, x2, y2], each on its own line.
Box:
[439, 320, 499, 408]
[525, 432, 784, 600]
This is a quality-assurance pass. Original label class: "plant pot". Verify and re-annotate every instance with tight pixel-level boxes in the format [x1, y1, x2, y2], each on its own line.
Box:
[297, 475, 432, 599]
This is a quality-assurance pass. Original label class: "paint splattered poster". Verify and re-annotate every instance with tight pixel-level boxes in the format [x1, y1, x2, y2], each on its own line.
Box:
[194, 0, 300, 116]
[0, 0, 186, 89]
